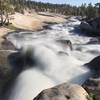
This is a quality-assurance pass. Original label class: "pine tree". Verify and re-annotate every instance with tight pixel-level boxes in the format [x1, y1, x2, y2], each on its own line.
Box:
[86, 3, 96, 19]
[0, 0, 13, 26]
[95, 3, 100, 17]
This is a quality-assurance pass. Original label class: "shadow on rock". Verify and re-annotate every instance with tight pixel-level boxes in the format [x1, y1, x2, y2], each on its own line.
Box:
[8, 50, 37, 74]
[85, 56, 100, 76]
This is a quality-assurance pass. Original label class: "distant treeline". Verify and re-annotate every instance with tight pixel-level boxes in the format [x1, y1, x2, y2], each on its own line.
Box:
[26, 1, 100, 19]
[0, 0, 100, 25]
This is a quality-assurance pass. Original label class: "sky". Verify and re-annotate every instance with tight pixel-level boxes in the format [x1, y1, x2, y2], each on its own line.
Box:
[32, 0, 100, 6]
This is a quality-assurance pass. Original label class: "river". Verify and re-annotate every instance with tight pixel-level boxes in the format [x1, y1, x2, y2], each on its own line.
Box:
[6, 17, 100, 100]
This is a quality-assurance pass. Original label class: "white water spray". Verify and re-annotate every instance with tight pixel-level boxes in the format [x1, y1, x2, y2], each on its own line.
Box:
[7, 17, 100, 100]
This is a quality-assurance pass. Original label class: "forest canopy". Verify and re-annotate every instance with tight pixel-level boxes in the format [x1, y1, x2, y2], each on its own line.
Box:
[0, 0, 100, 26]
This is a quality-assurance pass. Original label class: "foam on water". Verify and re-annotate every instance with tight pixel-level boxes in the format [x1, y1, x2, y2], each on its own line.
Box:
[7, 17, 100, 100]
[8, 68, 55, 100]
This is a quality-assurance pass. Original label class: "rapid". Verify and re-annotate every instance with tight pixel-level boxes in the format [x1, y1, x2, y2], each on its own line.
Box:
[6, 17, 100, 100]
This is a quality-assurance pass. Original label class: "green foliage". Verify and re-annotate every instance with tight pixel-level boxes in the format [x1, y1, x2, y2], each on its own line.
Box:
[79, 3, 87, 17]
[0, 0, 100, 23]
[86, 3, 96, 19]
[0, 0, 14, 26]
[25, 1, 100, 19]
[86, 93, 94, 100]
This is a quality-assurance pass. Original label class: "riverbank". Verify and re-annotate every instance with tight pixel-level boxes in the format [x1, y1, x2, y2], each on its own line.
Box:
[0, 16, 100, 100]
[7, 16, 100, 100]
[10, 12, 66, 31]
[0, 12, 67, 50]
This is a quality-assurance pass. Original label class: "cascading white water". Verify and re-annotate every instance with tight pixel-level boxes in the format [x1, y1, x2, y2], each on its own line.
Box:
[7, 17, 100, 100]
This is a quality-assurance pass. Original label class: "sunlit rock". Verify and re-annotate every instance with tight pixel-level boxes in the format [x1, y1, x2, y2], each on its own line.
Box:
[34, 83, 88, 100]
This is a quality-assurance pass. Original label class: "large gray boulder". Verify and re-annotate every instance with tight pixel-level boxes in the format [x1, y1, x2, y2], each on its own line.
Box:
[88, 18, 100, 32]
[34, 83, 88, 100]
[80, 21, 92, 31]
[83, 78, 100, 100]
[80, 18, 100, 36]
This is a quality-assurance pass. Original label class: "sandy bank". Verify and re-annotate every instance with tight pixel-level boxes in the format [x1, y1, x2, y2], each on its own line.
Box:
[0, 12, 66, 34]
[10, 12, 66, 31]
[0, 12, 67, 50]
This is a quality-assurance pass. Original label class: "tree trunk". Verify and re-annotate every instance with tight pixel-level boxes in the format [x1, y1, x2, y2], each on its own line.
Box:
[0, 12, 4, 26]
[0, 12, 10, 26]
[6, 13, 9, 25]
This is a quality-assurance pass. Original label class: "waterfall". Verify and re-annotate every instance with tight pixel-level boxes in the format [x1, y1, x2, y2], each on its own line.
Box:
[6, 17, 100, 100]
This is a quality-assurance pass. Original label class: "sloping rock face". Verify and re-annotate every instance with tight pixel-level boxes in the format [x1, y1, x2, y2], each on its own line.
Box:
[83, 56, 100, 100]
[80, 21, 92, 31]
[80, 18, 100, 36]
[1, 39, 16, 50]
[34, 83, 88, 100]
[0, 50, 16, 96]
[83, 78, 100, 100]
[0, 38, 16, 51]
[88, 18, 100, 31]
[86, 55, 100, 76]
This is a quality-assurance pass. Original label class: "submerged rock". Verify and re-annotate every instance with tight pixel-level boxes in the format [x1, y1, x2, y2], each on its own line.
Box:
[34, 83, 88, 100]
[56, 40, 73, 50]
[83, 78, 100, 100]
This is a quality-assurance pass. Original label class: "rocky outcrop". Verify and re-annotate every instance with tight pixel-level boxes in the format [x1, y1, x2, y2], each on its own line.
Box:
[80, 18, 100, 36]
[86, 55, 100, 76]
[34, 83, 88, 100]
[80, 21, 92, 31]
[83, 78, 100, 100]
[88, 18, 100, 31]
[0, 50, 15, 95]
[1, 39, 16, 50]
[83, 55, 100, 100]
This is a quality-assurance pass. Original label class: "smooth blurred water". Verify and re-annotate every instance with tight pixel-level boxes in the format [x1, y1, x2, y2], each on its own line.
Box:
[7, 17, 100, 100]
